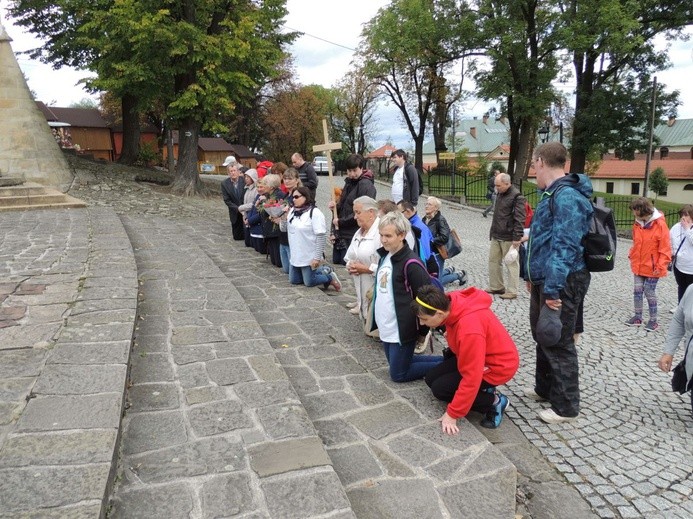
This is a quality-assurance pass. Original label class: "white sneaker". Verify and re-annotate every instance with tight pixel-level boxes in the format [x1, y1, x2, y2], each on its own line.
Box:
[538, 408, 578, 424]
[349, 306, 360, 315]
[329, 271, 342, 292]
[670, 306, 677, 314]
[524, 388, 548, 402]
[346, 302, 358, 309]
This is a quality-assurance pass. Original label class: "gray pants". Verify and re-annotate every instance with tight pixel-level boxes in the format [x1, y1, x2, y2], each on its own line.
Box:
[529, 270, 590, 417]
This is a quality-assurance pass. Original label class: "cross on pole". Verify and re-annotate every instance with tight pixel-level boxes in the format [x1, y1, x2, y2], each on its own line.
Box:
[312, 119, 342, 219]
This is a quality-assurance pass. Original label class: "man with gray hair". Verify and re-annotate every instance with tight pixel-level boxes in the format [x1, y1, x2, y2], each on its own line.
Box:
[486, 173, 525, 300]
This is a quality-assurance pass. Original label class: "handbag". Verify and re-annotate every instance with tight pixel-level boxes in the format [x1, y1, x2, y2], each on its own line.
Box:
[668, 238, 685, 272]
[437, 229, 462, 260]
[671, 336, 691, 394]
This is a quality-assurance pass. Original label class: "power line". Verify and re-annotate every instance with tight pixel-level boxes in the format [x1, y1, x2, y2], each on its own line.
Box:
[283, 26, 356, 52]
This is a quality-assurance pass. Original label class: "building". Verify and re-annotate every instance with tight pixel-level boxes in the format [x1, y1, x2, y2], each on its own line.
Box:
[162, 132, 256, 173]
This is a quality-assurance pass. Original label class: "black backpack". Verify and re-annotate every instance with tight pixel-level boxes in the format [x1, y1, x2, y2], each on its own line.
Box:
[404, 164, 424, 196]
[551, 188, 617, 273]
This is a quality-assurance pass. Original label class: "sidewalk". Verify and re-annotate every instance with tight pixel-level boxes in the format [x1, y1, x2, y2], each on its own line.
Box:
[0, 156, 690, 518]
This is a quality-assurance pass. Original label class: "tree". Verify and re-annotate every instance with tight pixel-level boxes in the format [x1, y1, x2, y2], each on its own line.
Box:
[475, 0, 561, 184]
[359, 0, 479, 170]
[648, 167, 668, 201]
[262, 84, 333, 161]
[561, 0, 692, 173]
[331, 68, 380, 155]
[69, 98, 99, 109]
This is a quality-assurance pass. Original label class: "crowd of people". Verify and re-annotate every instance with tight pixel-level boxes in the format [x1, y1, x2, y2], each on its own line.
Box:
[222, 142, 693, 434]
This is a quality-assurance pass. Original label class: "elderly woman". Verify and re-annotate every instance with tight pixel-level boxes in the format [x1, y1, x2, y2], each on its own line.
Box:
[282, 186, 342, 291]
[658, 284, 693, 416]
[239, 168, 259, 248]
[423, 196, 466, 286]
[371, 211, 443, 382]
[344, 196, 381, 318]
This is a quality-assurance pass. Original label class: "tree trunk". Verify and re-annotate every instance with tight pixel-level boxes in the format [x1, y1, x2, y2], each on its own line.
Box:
[171, 117, 203, 196]
[166, 126, 175, 175]
[569, 53, 593, 174]
[413, 134, 424, 172]
[514, 117, 534, 184]
[118, 93, 140, 165]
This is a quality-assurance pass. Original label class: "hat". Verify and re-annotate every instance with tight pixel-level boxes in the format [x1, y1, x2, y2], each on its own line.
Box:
[244, 168, 258, 184]
[222, 155, 237, 167]
[536, 305, 562, 348]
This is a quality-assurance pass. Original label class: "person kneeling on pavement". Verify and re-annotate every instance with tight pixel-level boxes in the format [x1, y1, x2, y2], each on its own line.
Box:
[414, 285, 520, 434]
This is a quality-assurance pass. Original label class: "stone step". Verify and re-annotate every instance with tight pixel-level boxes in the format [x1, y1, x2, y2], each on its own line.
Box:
[0, 182, 51, 197]
[0, 187, 87, 211]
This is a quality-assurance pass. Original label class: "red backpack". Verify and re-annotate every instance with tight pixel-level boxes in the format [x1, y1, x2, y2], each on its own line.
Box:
[524, 201, 534, 228]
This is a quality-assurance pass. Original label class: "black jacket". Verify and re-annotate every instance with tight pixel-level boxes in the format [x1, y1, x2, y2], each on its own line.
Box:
[260, 188, 287, 239]
[335, 170, 377, 243]
[424, 211, 450, 248]
[372, 244, 430, 343]
[221, 177, 245, 224]
[297, 162, 318, 198]
[489, 186, 525, 241]
[402, 163, 420, 206]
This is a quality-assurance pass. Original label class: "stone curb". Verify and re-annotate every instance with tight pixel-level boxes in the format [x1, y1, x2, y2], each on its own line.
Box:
[0, 207, 138, 517]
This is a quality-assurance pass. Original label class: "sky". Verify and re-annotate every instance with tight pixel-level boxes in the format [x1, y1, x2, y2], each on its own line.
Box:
[1, 0, 691, 150]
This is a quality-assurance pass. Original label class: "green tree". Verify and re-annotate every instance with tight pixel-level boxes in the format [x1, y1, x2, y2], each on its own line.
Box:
[69, 98, 99, 109]
[359, 0, 479, 170]
[648, 167, 668, 201]
[475, 0, 561, 183]
[331, 67, 380, 155]
[561, 0, 692, 173]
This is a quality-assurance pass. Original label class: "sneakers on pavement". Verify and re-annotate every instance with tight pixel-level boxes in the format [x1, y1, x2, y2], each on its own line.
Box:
[480, 392, 510, 429]
[499, 292, 517, 300]
[645, 320, 659, 332]
[538, 408, 578, 424]
[484, 288, 505, 295]
[329, 271, 342, 292]
[670, 306, 677, 314]
[457, 270, 468, 286]
[349, 306, 360, 315]
[524, 387, 549, 402]
[346, 301, 358, 309]
[624, 316, 642, 326]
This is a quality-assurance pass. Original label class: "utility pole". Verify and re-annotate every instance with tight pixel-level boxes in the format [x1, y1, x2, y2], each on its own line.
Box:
[644, 76, 657, 198]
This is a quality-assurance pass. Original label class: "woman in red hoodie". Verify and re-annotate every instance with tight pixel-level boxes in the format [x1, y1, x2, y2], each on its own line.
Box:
[414, 285, 519, 434]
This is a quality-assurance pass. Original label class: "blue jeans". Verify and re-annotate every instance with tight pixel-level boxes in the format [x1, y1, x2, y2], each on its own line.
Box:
[435, 253, 458, 286]
[289, 264, 331, 287]
[382, 340, 443, 382]
[280, 244, 291, 274]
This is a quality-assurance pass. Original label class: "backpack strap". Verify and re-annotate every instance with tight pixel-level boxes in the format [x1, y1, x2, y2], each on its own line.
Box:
[403, 258, 428, 296]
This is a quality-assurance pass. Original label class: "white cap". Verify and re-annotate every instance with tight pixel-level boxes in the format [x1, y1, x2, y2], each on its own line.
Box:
[222, 155, 237, 167]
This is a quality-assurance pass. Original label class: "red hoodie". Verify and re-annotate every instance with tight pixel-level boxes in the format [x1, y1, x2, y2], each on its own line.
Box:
[443, 288, 520, 419]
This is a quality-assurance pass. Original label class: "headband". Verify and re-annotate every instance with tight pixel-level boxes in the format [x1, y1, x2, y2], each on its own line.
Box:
[415, 297, 442, 313]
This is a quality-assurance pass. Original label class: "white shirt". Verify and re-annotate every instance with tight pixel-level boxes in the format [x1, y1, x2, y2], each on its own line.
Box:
[391, 166, 405, 203]
[374, 254, 400, 343]
[670, 222, 693, 274]
[345, 217, 381, 274]
[287, 207, 327, 266]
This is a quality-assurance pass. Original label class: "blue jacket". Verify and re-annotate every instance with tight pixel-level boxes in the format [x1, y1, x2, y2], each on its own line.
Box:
[409, 213, 434, 261]
[246, 194, 263, 236]
[527, 173, 593, 299]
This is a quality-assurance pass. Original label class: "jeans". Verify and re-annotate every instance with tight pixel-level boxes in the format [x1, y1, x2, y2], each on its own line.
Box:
[529, 269, 590, 417]
[673, 266, 693, 302]
[280, 244, 291, 274]
[425, 357, 496, 414]
[434, 253, 459, 285]
[289, 264, 331, 288]
[382, 340, 443, 382]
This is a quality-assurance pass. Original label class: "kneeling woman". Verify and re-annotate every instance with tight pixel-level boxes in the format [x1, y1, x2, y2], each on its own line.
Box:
[371, 212, 443, 382]
[282, 186, 341, 291]
[414, 285, 519, 434]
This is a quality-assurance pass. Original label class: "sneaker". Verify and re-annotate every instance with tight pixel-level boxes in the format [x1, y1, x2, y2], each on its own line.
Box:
[329, 271, 342, 292]
[624, 316, 642, 326]
[484, 288, 505, 295]
[524, 387, 549, 402]
[499, 292, 517, 300]
[457, 270, 468, 286]
[645, 321, 659, 332]
[480, 393, 510, 429]
[346, 302, 358, 309]
[349, 306, 360, 315]
[538, 408, 578, 424]
[670, 306, 677, 314]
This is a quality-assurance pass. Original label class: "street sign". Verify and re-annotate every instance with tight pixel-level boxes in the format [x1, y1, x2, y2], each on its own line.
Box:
[439, 152, 456, 160]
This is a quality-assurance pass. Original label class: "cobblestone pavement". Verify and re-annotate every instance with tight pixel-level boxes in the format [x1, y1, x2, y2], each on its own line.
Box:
[4, 157, 686, 519]
[69, 162, 692, 519]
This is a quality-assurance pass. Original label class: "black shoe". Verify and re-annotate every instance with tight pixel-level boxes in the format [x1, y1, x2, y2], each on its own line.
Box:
[457, 271, 468, 286]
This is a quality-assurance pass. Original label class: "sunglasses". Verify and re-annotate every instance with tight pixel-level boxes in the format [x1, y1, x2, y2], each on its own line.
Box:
[292, 195, 303, 200]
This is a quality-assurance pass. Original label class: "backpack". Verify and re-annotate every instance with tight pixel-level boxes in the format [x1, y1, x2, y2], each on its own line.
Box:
[404, 164, 424, 196]
[403, 258, 445, 294]
[550, 188, 616, 273]
[524, 201, 534, 228]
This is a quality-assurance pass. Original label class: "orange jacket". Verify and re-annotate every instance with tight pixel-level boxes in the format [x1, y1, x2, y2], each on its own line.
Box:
[628, 210, 671, 278]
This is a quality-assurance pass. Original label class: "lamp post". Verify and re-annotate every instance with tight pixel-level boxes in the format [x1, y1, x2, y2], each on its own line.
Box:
[538, 123, 550, 144]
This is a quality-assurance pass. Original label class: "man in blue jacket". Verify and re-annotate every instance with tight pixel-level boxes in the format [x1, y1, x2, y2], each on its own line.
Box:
[526, 142, 593, 424]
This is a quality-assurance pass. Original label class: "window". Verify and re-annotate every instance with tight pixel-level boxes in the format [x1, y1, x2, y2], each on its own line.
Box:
[684, 184, 693, 191]
[660, 147, 669, 159]
[631, 183, 640, 195]
[606, 182, 614, 194]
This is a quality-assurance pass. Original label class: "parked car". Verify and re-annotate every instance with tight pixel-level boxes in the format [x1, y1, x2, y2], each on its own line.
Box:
[312, 156, 334, 176]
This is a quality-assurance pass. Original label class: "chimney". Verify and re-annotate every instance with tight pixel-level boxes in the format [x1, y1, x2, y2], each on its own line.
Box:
[667, 116, 676, 127]
[470, 127, 477, 139]
[483, 114, 489, 125]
